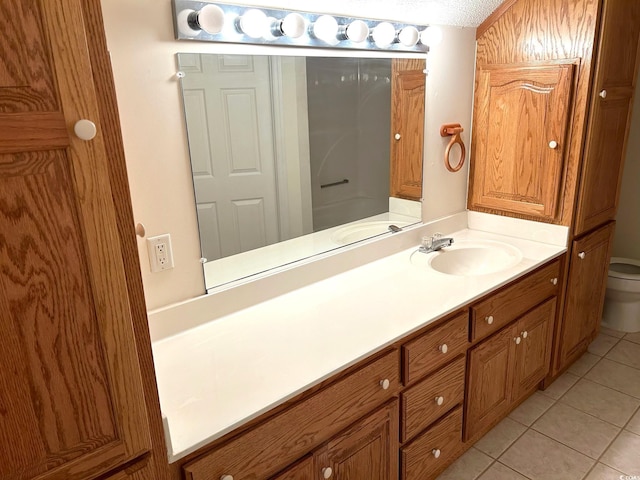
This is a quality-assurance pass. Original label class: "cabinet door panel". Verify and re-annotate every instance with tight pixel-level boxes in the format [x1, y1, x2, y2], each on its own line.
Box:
[469, 63, 575, 220]
[513, 298, 556, 401]
[464, 326, 516, 441]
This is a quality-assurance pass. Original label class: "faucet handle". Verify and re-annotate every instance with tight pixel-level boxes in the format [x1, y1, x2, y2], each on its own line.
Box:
[421, 235, 434, 250]
[433, 232, 443, 240]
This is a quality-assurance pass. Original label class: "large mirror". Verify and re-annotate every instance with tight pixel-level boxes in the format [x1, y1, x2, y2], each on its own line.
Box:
[178, 53, 424, 290]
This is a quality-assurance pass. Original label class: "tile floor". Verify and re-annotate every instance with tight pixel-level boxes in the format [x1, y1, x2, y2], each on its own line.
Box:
[437, 327, 640, 480]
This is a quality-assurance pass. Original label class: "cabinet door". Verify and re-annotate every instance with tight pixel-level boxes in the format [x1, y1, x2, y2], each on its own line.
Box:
[314, 400, 399, 480]
[0, 1, 150, 479]
[464, 326, 517, 441]
[558, 222, 616, 369]
[271, 456, 314, 480]
[574, 0, 640, 234]
[512, 299, 556, 402]
[390, 59, 425, 201]
[468, 63, 575, 220]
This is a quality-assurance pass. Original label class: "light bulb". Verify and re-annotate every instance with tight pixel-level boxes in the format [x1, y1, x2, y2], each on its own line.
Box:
[420, 26, 442, 47]
[196, 4, 225, 34]
[311, 15, 338, 44]
[345, 20, 369, 43]
[398, 26, 419, 47]
[238, 9, 268, 39]
[177, 9, 200, 37]
[281, 13, 306, 38]
[371, 22, 396, 47]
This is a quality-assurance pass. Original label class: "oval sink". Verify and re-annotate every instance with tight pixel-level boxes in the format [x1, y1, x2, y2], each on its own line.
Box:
[412, 239, 522, 276]
[331, 221, 411, 245]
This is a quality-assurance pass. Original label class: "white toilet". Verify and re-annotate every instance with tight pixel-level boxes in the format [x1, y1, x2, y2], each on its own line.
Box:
[602, 257, 640, 333]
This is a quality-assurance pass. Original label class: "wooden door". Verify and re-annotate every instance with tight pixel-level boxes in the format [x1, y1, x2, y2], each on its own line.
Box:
[314, 400, 399, 480]
[558, 222, 616, 369]
[574, 0, 640, 235]
[390, 59, 425, 201]
[468, 63, 576, 220]
[0, 1, 151, 479]
[270, 456, 313, 480]
[512, 299, 556, 402]
[464, 326, 516, 441]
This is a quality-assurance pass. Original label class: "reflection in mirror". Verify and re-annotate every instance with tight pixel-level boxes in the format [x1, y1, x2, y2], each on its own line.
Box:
[177, 53, 424, 290]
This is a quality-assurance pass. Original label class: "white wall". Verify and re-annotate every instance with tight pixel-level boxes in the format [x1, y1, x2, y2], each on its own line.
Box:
[100, 1, 476, 310]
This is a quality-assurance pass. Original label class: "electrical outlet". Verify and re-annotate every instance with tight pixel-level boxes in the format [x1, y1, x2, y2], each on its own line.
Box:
[147, 234, 174, 273]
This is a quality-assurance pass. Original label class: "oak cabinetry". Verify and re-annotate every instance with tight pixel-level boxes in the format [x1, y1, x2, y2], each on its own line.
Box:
[270, 456, 314, 480]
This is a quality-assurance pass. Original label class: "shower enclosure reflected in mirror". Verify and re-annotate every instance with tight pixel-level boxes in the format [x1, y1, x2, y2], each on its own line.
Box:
[178, 53, 424, 290]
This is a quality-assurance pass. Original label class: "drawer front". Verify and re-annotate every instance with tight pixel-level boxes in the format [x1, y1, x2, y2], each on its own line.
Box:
[403, 312, 468, 384]
[401, 356, 465, 442]
[401, 406, 463, 480]
[471, 260, 560, 342]
[184, 350, 399, 480]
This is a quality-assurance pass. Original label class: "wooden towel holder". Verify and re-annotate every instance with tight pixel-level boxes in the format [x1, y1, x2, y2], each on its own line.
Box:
[440, 123, 466, 172]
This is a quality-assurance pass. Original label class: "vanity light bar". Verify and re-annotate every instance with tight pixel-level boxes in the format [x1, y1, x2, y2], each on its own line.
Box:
[172, 0, 435, 53]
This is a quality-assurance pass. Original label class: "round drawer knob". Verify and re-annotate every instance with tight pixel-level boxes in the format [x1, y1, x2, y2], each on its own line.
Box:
[322, 467, 333, 479]
[550, 277, 558, 285]
[578, 251, 586, 259]
[485, 315, 494, 325]
[74, 119, 97, 141]
[432, 449, 441, 458]
[439, 344, 448, 354]
[514, 336, 522, 345]
[380, 379, 390, 390]
[435, 396, 445, 406]
[220, 476, 234, 480]
[548, 140, 558, 149]
[599, 89, 607, 99]
[521, 331, 528, 339]
[395, 133, 401, 140]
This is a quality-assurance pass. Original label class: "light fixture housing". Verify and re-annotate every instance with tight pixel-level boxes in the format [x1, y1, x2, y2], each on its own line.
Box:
[172, 1, 431, 53]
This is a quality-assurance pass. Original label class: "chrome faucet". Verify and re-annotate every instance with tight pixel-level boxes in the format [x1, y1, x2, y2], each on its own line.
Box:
[419, 233, 454, 254]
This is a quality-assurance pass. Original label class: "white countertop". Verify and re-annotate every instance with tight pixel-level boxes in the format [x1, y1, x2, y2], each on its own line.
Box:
[151, 225, 566, 462]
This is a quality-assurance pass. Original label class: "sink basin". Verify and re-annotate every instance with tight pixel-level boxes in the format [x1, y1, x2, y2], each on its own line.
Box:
[412, 239, 522, 276]
[331, 221, 410, 245]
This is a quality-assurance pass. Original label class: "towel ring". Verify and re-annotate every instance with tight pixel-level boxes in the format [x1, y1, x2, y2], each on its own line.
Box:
[440, 123, 466, 172]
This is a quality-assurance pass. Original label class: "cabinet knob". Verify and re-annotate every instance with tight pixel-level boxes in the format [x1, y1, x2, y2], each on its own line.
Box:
[439, 344, 448, 354]
[548, 140, 558, 149]
[485, 315, 494, 325]
[514, 336, 522, 345]
[220, 476, 234, 480]
[521, 331, 528, 339]
[379, 379, 390, 390]
[578, 251, 586, 259]
[74, 119, 97, 141]
[322, 467, 333, 479]
[432, 449, 441, 458]
[550, 277, 558, 285]
[435, 396, 445, 406]
[599, 89, 607, 99]
[395, 133, 401, 140]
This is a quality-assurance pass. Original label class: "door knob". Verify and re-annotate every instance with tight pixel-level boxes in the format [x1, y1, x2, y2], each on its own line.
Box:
[485, 315, 494, 325]
[599, 89, 607, 99]
[394, 133, 401, 140]
[432, 449, 441, 458]
[220, 475, 234, 480]
[74, 119, 97, 141]
[322, 467, 333, 479]
[439, 344, 448, 354]
[514, 336, 522, 345]
[548, 140, 558, 149]
[550, 277, 558, 285]
[521, 331, 528, 339]
[578, 251, 586, 259]
[435, 396, 445, 406]
[379, 379, 390, 390]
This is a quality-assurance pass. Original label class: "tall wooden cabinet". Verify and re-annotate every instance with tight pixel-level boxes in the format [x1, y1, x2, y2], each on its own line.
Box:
[0, 1, 166, 479]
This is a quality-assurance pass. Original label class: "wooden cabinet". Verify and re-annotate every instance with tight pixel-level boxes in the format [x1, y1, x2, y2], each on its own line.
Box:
[271, 456, 314, 480]
[468, 63, 576, 221]
[0, 1, 154, 479]
[556, 222, 616, 371]
[466, 296, 556, 441]
[390, 59, 425, 201]
[315, 400, 399, 480]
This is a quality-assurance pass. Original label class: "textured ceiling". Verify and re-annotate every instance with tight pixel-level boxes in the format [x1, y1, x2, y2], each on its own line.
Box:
[237, 0, 506, 27]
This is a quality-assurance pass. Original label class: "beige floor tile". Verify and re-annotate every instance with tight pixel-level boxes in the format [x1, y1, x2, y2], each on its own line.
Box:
[588, 333, 620, 356]
[531, 403, 620, 458]
[478, 462, 529, 480]
[624, 331, 640, 345]
[560, 378, 640, 427]
[584, 462, 626, 480]
[474, 417, 527, 459]
[568, 352, 601, 377]
[540, 372, 580, 399]
[586, 358, 640, 399]
[599, 326, 626, 338]
[606, 340, 640, 370]
[509, 392, 555, 426]
[436, 447, 493, 480]
[626, 408, 640, 435]
[601, 430, 640, 476]
[499, 429, 594, 480]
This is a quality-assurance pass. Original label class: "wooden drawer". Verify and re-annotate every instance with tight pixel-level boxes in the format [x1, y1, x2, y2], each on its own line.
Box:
[402, 312, 468, 384]
[183, 350, 399, 480]
[401, 356, 465, 442]
[471, 260, 560, 342]
[401, 406, 463, 480]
